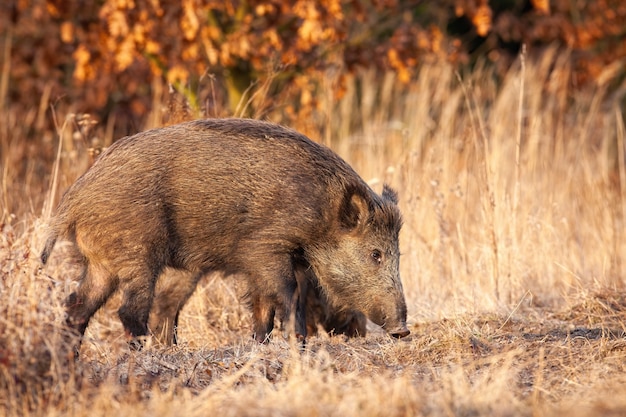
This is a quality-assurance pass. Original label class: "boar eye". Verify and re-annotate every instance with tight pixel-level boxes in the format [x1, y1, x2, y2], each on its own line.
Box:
[371, 249, 382, 264]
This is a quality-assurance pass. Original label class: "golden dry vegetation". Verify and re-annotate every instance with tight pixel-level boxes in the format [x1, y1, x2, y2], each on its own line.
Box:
[2, 53, 626, 416]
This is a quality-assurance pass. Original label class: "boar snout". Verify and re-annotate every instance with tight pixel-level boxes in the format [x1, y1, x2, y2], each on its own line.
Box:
[389, 302, 410, 338]
[389, 325, 410, 339]
[372, 296, 409, 338]
[380, 316, 410, 338]
[368, 304, 410, 338]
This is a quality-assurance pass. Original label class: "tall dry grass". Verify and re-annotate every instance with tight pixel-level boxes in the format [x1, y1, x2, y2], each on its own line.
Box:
[309, 50, 626, 319]
[2, 51, 626, 416]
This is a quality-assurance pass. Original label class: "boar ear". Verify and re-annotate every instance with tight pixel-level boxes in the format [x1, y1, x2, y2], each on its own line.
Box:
[382, 184, 399, 205]
[340, 191, 370, 231]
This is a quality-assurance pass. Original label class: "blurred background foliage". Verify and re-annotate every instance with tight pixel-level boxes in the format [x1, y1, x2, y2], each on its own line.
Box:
[1, 0, 625, 138]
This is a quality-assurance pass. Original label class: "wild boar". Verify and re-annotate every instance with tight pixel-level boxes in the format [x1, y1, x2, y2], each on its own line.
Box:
[41, 118, 409, 349]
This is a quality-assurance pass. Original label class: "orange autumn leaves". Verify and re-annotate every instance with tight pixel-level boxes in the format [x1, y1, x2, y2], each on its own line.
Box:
[5, 0, 624, 126]
[54, 0, 456, 89]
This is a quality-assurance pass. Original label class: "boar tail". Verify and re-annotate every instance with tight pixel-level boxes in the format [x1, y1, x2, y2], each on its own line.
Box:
[40, 214, 70, 264]
[41, 201, 76, 265]
[40, 233, 58, 265]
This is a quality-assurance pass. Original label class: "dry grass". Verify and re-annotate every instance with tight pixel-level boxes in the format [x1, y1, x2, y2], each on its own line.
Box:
[2, 52, 626, 416]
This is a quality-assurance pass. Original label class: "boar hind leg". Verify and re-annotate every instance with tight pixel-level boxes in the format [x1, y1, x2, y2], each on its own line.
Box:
[66, 261, 118, 337]
[117, 266, 159, 344]
[150, 269, 203, 345]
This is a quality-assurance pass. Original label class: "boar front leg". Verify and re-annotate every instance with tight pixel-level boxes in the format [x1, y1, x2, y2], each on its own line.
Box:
[245, 252, 306, 343]
[292, 262, 309, 343]
[249, 291, 276, 343]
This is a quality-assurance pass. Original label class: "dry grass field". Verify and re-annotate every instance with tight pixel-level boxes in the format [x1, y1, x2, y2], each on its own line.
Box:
[2, 53, 626, 416]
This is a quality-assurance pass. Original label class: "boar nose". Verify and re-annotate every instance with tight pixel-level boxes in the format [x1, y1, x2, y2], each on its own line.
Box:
[390, 326, 410, 339]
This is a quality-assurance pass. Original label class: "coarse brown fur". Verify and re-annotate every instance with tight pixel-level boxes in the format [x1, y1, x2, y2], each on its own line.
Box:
[41, 118, 408, 350]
